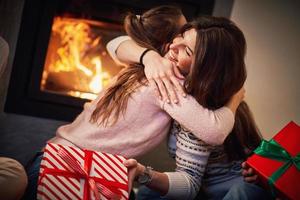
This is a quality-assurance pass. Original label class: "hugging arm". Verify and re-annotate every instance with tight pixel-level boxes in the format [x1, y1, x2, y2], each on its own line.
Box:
[162, 91, 244, 146]
[107, 36, 185, 104]
[107, 36, 146, 66]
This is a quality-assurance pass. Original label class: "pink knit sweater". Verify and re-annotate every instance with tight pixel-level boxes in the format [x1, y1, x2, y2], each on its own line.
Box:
[49, 82, 234, 158]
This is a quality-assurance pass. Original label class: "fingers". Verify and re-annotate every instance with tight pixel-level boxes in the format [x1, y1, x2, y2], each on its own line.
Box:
[127, 169, 135, 192]
[155, 78, 170, 103]
[144, 58, 186, 103]
[242, 166, 253, 177]
[123, 159, 138, 192]
[172, 66, 186, 97]
[242, 164, 259, 183]
[154, 70, 186, 104]
[154, 76, 187, 103]
[244, 174, 258, 183]
[162, 77, 178, 104]
[248, 168, 254, 175]
[149, 79, 162, 100]
[241, 161, 248, 169]
[123, 159, 138, 168]
[242, 168, 252, 177]
[170, 75, 186, 98]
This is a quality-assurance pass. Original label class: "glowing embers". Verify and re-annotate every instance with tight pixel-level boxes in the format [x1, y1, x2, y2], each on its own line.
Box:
[41, 17, 122, 100]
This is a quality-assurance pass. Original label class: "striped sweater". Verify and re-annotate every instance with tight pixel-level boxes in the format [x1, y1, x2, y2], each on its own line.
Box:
[165, 121, 240, 200]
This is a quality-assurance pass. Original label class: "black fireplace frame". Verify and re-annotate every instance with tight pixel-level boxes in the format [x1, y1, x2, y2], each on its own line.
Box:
[5, 0, 215, 121]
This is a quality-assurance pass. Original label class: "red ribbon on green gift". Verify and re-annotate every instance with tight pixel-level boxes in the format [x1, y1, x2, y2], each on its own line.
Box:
[39, 147, 128, 200]
[254, 139, 300, 196]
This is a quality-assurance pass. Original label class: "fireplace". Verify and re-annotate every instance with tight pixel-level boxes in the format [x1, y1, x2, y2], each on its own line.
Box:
[5, 0, 215, 121]
[41, 16, 123, 100]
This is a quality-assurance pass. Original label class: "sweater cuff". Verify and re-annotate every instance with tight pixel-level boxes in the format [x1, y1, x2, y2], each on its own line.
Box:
[163, 172, 194, 200]
[106, 35, 131, 66]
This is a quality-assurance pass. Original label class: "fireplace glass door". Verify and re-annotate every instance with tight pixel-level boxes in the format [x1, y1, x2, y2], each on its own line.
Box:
[41, 17, 123, 100]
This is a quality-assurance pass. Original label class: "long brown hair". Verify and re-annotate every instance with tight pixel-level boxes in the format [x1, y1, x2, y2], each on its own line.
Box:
[90, 5, 183, 126]
[184, 16, 261, 160]
[124, 5, 183, 53]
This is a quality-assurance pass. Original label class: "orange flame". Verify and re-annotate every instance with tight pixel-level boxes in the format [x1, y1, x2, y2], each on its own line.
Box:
[42, 17, 111, 100]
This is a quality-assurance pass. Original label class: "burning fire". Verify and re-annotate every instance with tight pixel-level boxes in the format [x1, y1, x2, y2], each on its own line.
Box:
[41, 17, 112, 100]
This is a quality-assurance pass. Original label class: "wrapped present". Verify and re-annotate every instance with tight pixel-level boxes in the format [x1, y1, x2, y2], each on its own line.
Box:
[37, 143, 129, 200]
[247, 121, 300, 200]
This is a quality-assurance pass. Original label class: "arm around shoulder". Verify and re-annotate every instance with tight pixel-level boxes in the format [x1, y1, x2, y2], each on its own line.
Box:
[107, 35, 150, 66]
[106, 35, 131, 66]
[162, 94, 235, 146]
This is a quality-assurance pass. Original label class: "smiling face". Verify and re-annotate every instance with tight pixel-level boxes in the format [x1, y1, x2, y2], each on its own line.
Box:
[164, 28, 197, 76]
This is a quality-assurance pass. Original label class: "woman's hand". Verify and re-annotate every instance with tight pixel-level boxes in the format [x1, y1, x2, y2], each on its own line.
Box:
[226, 87, 245, 114]
[143, 50, 186, 104]
[242, 161, 258, 183]
[123, 159, 145, 192]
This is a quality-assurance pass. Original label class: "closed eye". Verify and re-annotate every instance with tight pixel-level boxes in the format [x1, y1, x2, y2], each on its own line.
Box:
[186, 47, 193, 56]
[182, 31, 194, 56]
[185, 48, 191, 56]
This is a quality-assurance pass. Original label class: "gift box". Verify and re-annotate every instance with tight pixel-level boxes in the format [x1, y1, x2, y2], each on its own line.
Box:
[247, 121, 300, 200]
[37, 143, 129, 200]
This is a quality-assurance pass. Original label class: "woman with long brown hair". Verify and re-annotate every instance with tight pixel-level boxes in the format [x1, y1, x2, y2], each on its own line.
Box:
[23, 6, 244, 199]
[112, 16, 269, 199]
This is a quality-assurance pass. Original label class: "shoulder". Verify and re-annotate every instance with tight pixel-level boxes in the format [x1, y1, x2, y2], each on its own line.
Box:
[133, 83, 163, 107]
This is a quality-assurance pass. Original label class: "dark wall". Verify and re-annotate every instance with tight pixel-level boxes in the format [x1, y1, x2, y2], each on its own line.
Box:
[0, 0, 25, 112]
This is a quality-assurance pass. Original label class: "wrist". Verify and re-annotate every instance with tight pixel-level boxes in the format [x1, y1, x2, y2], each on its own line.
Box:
[140, 49, 152, 66]
[137, 165, 154, 185]
[142, 50, 160, 66]
[137, 164, 145, 175]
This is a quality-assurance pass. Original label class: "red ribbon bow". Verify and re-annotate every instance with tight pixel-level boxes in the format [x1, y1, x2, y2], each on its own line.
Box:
[39, 147, 128, 200]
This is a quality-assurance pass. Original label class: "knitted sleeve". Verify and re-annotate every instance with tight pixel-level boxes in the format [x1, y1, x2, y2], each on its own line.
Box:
[163, 121, 211, 200]
[162, 93, 235, 146]
[106, 35, 131, 66]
